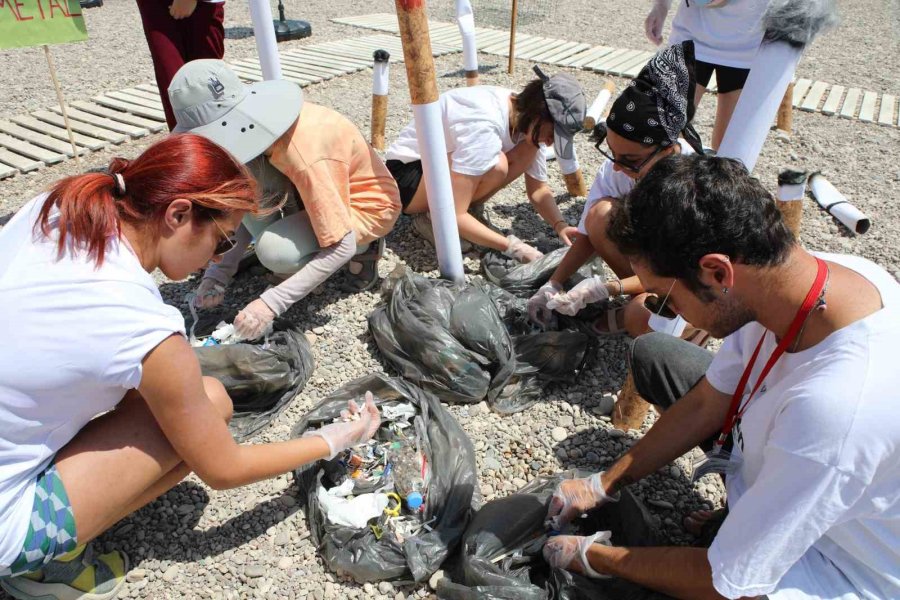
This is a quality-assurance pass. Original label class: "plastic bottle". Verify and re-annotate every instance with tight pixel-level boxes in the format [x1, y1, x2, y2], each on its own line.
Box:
[389, 440, 426, 511]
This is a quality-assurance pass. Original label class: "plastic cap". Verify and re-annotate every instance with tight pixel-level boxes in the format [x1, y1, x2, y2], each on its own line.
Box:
[406, 492, 424, 510]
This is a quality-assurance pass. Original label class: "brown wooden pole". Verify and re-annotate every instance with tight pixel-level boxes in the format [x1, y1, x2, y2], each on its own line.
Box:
[396, 0, 439, 105]
[44, 45, 82, 170]
[777, 82, 794, 134]
[612, 370, 652, 432]
[507, 0, 518, 74]
[371, 50, 390, 150]
[563, 169, 587, 197]
[371, 94, 388, 150]
[465, 70, 480, 86]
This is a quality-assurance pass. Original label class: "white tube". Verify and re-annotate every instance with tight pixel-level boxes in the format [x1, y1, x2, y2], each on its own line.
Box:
[557, 152, 579, 176]
[585, 89, 612, 128]
[716, 42, 803, 174]
[456, 0, 479, 72]
[778, 183, 806, 201]
[248, 0, 282, 81]
[809, 174, 871, 235]
[648, 313, 687, 337]
[413, 102, 465, 282]
[373, 60, 390, 96]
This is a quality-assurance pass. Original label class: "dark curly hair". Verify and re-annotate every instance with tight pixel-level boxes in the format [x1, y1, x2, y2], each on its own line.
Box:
[512, 79, 552, 147]
[607, 154, 794, 292]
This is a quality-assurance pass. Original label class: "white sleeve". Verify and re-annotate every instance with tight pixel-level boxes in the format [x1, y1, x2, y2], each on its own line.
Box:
[448, 121, 504, 177]
[525, 148, 548, 182]
[577, 162, 617, 235]
[708, 447, 867, 599]
[704, 326, 751, 395]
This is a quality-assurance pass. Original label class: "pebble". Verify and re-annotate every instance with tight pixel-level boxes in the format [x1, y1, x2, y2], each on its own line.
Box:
[162, 565, 179, 583]
[429, 570, 445, 590]
[312, 326, 325, 335]
[551, 427, 568, 442]
[378, 581, 394, 594]
[277, 557, 293, 570]
[648, 499, 675, 510]
[126, 569, 146, 583]
[245, 564, 266, 578]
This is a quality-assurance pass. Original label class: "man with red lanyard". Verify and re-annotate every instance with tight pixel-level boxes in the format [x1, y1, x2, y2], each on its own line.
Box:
[540, 153, 899, 599]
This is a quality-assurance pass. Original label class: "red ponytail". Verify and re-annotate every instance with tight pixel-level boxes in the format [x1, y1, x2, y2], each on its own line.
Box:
[36, 134, 259, 267]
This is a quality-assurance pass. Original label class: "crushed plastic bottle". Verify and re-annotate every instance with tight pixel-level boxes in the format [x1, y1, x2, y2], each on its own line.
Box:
[388, 440, 427, 511]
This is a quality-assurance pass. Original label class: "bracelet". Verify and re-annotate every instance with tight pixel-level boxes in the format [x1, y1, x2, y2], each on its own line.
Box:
[611, 279, 624, 296]
[553, 219, 566, 233]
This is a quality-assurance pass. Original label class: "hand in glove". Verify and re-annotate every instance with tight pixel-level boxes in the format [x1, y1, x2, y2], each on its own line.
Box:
[303, 392, 381, 459]
[644, 0, 672, 45]
[234, 298, 276, 341]
[194, 278, 226, 309]
[546, 276, 609, 316]
[527, 281, 563, 328]
[504, 235, 543, 263]
[542, 532, 613, 578]
[546, 471, 618, 530]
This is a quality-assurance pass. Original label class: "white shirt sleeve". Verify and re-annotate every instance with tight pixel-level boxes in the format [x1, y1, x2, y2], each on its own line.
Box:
[524, 148, 548, 182]
[708, 446, 868, 599]
[704, 325, 753, 395]
[448, 120, 504, 177]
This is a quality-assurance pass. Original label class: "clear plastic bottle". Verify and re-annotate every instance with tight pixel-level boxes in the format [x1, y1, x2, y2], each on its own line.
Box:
[389, 440, 426, 511]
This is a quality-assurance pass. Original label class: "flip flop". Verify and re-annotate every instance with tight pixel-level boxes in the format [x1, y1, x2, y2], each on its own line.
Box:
[681, 325, 711, 348]
[590, 305, 627, 336]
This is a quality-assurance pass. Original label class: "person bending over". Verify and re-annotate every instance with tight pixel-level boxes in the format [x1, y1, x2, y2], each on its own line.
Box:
[171, 60, 402, 340]
[528, 42, 705, 339]
[542, 153, 899, 600]
[0, 135, 380, 600]
[385, 67, 586, 263]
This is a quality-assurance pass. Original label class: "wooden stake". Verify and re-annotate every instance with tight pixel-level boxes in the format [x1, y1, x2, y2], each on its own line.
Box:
[43, 45, 81, 170]
[563, 169, 587, 197]
[777, 82, 793, 134]
[371, 94, 388, 150]
[396, 0, 439, 105]
[507, 0, 518, 74]
[777, 200, 803, 238]
[612, 370, 652, 432]
[465, 70, 480, 86]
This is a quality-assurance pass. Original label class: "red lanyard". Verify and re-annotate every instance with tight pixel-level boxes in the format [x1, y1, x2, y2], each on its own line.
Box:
[714, 258, 828, 450]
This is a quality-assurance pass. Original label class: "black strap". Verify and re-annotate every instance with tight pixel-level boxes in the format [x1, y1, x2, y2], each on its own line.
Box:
[824, 200, 849, 212]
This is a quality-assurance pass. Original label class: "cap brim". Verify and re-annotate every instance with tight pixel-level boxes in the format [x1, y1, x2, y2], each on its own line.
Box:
[553, 122, 575, 161]
[177, 79, 303, 164]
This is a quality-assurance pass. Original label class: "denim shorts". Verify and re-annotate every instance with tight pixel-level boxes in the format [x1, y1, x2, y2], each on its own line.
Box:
[0, 464, 78, 578]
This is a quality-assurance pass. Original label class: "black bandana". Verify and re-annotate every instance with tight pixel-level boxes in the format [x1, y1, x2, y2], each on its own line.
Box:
[607, 41, 704, 154]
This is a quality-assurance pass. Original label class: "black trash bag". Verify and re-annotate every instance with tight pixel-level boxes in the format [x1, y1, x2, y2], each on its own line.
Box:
[436, 470, 673, 600]
[369, 269, 594, 413]
[192, 309, 315, 441]
[481, 248, 606, 297]
[292, 374, 477, 584]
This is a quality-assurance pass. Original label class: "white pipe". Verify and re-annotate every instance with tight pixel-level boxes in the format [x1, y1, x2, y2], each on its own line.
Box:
[413, 102, 465, 282]
[809, 173, 871, 235]
[248, 0, 282, 81]
[373, 57, 390, 96]
[583, 83, 614, 131]
[716, 42, 802, 173]
[557, 152, 579, 176]
[456, 0, 478, 72]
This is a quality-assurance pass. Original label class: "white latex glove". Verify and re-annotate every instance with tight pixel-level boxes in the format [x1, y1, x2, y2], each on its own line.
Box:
[527, 281, 563, 328]
[546, 472, 619, 530]
[546, 276, 609, 316]
[194, 278, 226, 309]
[234, 298, 276, 341]
[644, 0, 671, 45]
[303, 392, 381, 459]
[542, 532, 613, 578]
[503, 235, 543, 263]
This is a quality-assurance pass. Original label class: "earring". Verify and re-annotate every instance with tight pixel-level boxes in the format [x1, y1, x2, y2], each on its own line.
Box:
[722, 287, 729, 295]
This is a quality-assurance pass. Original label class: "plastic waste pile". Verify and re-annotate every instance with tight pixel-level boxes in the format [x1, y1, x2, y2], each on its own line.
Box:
[293, 374, 477, 584]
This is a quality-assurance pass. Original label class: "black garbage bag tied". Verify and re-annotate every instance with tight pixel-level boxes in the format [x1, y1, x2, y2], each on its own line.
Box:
[481, 247, 606, 297]
[292, 374, 478, 584]
[192, 309, 315, 441]
[436, 470, 674, 600]
[369, 268, 595, 413]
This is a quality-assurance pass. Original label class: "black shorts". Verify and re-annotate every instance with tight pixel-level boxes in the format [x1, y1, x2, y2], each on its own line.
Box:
[694, 60, 750, 94]
[386, 159, 423, 210]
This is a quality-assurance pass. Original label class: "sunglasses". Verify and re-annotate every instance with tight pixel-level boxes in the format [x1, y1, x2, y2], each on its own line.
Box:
[643, 279, 678, 319]
[211, 216, 237, 256]
[594, 127, 666, 174]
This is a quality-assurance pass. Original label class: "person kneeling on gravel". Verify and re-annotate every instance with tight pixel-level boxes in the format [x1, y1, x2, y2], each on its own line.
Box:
[541, 153, 900, 600]
[527, 42, 707, 343]
[171, 60, 402, 340]
[0, 134, 381, 600]
[384, 67, 586, 263]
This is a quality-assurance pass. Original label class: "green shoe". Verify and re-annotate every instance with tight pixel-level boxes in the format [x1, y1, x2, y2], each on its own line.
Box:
[1, 545, 128, 600]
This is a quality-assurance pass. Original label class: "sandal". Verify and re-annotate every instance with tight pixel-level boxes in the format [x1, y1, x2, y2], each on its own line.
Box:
[590, 305, 628, 336]
[340, 238, 385, 293]
[681, 325, 711, 348]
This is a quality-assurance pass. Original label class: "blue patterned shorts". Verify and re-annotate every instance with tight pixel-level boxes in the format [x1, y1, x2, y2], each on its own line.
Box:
[0, 464, 78, 578]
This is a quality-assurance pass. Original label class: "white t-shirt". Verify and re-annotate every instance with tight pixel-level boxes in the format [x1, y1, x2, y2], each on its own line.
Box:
[705, 253, 900, 599]
[0, 196, 185, 570]
[669, 0, 768, 69]
[577, 140, 694, 235]
[385, 86, 548, 182]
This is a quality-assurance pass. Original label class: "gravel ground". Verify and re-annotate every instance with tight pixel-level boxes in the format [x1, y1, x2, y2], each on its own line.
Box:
[1, 5, 900, 600]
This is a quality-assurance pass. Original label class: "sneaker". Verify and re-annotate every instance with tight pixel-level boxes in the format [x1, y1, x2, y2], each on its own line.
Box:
[1, 545, 128, 600]
[411, 214, 473, 253]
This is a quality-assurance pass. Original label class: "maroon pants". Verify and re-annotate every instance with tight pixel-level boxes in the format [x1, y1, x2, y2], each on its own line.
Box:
[137, 0, 226, 130]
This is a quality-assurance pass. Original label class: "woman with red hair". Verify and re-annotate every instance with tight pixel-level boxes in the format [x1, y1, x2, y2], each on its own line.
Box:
[0, 134, 379, 600]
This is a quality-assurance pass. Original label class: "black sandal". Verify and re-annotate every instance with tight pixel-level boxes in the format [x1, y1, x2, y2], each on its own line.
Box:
[339, 238, 385, 292]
